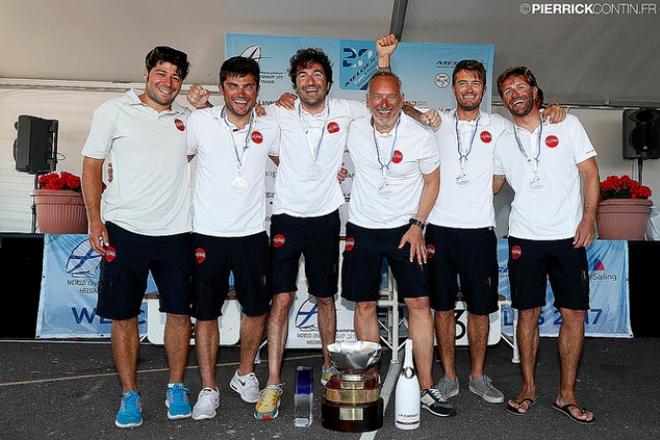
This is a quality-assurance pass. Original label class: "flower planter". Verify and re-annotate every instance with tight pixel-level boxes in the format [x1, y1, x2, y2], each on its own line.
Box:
[596, 198, 653, 240]
[32, 189, 88, 234]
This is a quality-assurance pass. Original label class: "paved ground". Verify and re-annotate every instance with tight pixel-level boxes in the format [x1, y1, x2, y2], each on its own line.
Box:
[1, 337, 659, 440]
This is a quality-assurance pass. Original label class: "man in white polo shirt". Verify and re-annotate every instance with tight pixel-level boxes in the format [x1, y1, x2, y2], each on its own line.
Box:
[494, 66, 599, 424]
[343, 71, 457, 417]
[185, 56, 280, 420]
[81, 46, 193, 428]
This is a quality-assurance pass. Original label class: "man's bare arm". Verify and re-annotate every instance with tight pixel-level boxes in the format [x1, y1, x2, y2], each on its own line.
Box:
[493, 174, 507, 195]
[574, 157, 600, 248]
[82, 156, 107, 255]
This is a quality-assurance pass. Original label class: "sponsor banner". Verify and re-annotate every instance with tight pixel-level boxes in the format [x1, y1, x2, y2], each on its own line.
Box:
[36, 234, 153, 338]
[498, 239, 632, 337]
[226, 33, 494, 235]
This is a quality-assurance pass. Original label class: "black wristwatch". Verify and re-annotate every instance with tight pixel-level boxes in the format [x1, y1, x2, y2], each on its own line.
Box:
[409, 217, 425, 229]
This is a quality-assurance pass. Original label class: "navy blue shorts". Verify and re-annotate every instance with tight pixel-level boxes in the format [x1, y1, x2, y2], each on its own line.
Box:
[270, 210, 340, 297]
[192, 232, 271, 319]
[97, 222, 192, 320]
[425, 225, 499, 315]
[507, 236, 590, 311]
[341, 223, 428, 303]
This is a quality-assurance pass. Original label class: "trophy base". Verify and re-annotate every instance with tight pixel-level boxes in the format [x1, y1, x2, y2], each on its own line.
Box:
[321, 398, 383, 432]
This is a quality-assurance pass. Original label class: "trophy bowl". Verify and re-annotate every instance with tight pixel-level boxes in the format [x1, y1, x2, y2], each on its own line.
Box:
[323, 341, 384, 432]
[327, 341, 382, 373]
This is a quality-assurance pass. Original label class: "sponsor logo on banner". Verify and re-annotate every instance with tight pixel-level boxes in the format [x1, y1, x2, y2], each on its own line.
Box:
[392, 150, 404, 164]
[426, 243, 436, 259]
[511, 245, 522, 260]
[327, 121, 340, 133]
[434, 73, 450, 88]
[272, 234, 286, 248]
[295, 298, 318, 331]
[174, 118, 185, 132]
[66, 239, 102, 278]
[590, 258, 618, 281]
[104, 246, 117, 263]
[340, 41, 378, 90]
[480, 131, 492, 143]
[240, 45, 266, 62]
[345, 237, 355, 251]
[545, 135, 559, 148]
[195, 248, 206, 264]
[593, 258, 605, 271]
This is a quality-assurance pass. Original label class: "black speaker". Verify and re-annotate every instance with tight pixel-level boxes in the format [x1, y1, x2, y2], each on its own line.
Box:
[13, 115, 59, 174]
[623, 109, 660, 160]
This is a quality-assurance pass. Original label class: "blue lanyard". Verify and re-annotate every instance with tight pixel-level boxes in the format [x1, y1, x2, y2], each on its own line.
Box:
[454, 112, 480, 163]
[222, 106, 255, 170]
[513, 117, 543, 170]
[372, 117, 401, 179]
[298, 101, 330, 162]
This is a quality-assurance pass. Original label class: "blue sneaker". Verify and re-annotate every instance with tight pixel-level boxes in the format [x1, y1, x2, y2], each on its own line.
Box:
[165, 383, 192, 419]
[115, 390, 143, 428]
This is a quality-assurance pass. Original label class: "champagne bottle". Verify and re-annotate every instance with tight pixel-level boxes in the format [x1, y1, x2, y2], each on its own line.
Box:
[395, 338, 420, 429]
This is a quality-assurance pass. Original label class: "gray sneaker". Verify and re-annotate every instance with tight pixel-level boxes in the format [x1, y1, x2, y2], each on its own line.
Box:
[421, 388, 457, 417]
[435, 376, 459, 400]
[469, 374, 504, 403]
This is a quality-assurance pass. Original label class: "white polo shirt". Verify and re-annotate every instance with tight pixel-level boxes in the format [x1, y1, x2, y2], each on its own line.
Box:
[347, 113, 440, 229]
[81, 89, 191, 236]
[270, 98, 369, 217]
[428, 110, 510, 229]
[186, 107, 279, 237]
[494, 114, 597, 240]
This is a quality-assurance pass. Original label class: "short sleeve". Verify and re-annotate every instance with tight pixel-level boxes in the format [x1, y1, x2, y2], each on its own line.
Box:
[347, 100, 370, 120]
[419, 130, 440, 174]
[568, 116, 597, 164]
[186, 112, 199, 156]
[81, 102, 117, 159]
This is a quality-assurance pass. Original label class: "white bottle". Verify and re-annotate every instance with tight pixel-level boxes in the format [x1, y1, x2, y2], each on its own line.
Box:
[395, 338, 420, 430]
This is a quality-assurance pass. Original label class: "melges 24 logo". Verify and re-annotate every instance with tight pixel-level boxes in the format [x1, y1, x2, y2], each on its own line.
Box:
[340, 42, 377, 90]
[295, 298, 319, 331]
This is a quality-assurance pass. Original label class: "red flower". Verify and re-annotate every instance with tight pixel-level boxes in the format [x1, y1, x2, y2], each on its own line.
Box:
[600, 175, 652, 200]
[37, 171, 82, 192]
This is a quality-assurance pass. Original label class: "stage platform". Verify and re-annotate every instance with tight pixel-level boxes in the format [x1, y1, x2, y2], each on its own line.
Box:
[1, 337, 658, 439]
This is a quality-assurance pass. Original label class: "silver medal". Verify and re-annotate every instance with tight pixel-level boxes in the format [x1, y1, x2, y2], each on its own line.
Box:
[378, 181, 393, 198]
[529, 175, 543, 191]
[455, 173, 469, 186]
[231, 176, 249, 194]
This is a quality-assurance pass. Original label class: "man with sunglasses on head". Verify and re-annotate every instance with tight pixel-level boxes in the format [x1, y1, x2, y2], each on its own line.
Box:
[494, 66, 598, 424]
[82, 46, 194, 428]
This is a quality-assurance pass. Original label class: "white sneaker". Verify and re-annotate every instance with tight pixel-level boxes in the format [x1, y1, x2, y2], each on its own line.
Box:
[192, 387, 219, 420]
[229, 370, 261, 403]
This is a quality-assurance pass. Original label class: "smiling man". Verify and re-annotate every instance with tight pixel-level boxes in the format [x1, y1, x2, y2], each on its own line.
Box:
[81, 46, 193, 428]
[494, 66, 599, 424]
[185, 56, 280, 421]
[342, 71, 455, 418]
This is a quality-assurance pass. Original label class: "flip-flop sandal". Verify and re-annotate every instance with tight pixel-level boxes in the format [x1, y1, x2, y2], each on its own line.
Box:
[551, 402, 595, 425]
[506, 397, 537, 416]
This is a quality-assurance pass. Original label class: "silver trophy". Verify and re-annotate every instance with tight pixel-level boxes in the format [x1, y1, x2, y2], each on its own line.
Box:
[321, 341, 384, 432]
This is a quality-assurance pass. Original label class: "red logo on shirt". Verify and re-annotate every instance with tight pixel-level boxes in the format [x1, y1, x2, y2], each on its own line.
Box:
[104, 246, 117, 263]
[272, 234, 286, 248]
[194, 248, 206, 264]
[174, 118, 185, 132]
[251, 131, 263, 144]
[327, 121, 340, 133]
[545, 135, 559, 148]
[426, 243, 436, 259]
[345, 237, 355, 251]
[511, 245, 522, 260]
[392, 150, 404, 164]
[480, 131, 492, 143]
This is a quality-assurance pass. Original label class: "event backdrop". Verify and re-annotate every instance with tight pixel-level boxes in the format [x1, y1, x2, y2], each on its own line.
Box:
[36, 235, 631, 339]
